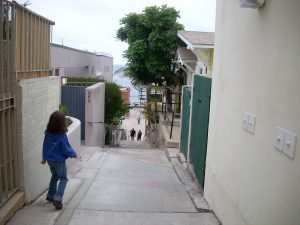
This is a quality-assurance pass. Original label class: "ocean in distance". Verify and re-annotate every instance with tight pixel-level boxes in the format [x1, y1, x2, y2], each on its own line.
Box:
[113, 64, 139, 104]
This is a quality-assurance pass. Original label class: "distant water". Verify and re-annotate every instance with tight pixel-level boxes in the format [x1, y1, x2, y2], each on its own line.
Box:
[113, 65, 139, 104]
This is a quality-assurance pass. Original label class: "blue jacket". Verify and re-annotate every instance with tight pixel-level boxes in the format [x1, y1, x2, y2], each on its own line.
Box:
[42, 131, 77, 162]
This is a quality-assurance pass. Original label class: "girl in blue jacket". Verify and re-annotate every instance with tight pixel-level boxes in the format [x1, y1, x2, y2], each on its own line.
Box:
[41, 110, 77, 210]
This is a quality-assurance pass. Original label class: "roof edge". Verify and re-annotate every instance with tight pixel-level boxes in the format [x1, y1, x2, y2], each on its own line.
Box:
[13, 1, 55, 25]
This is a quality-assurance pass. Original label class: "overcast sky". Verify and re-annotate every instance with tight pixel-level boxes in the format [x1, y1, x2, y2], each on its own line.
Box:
[26, 0, 216, 65]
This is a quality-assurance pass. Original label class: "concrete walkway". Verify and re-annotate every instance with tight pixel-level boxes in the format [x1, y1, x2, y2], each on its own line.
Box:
[121, 108, 146, 141]
[6, 143, 219, 225]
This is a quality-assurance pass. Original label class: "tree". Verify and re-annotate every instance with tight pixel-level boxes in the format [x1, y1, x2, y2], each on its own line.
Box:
[116, 5, 184, 86]
[105, 82, 130, 124]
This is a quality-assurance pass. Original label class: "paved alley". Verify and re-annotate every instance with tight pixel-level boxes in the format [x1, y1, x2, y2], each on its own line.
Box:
[6, 144, 219, 225]
[121, 108, 146, 141]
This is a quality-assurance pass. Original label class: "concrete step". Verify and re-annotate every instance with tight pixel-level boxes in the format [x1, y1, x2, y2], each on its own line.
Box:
[159, 113, 181, 126]
[0, 191, 25, 225]
[160, 125, 180, 148]
[119, 140, 152, 149]
[165, 148, 180, 161]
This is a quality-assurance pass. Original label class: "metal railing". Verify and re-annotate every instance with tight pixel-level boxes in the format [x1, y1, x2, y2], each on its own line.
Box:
[161, 91, 181, 139]
[0, 0, 18, 206]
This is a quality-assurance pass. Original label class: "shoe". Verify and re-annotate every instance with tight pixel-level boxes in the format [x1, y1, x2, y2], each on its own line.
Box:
[53, 200, 63, 210]
[46, 196, 54, 202]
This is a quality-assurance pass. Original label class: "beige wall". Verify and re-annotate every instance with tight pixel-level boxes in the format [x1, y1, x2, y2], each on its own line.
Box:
[205, 1, 300, 225]
[194, 48, 213, 75]
[16, 77, 59, 202]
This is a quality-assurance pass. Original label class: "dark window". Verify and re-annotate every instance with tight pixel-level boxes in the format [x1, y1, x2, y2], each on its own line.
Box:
[55, 68, 60, 76]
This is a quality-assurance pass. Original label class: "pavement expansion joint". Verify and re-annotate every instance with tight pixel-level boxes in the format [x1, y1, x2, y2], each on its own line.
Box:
[75, 208, 203, 214]
[54, 151, 109, 225]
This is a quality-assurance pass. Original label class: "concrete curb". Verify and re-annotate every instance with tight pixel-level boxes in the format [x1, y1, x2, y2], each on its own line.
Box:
[168, 156, 212, 212]
[0, 192, 25, 225]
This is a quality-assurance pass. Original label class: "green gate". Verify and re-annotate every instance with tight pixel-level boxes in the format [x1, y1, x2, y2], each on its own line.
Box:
[180, 86, 191, 158]
[189, 75, 211, 187]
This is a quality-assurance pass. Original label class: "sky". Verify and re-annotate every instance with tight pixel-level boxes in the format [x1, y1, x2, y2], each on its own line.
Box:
[26, 0, 216, 65]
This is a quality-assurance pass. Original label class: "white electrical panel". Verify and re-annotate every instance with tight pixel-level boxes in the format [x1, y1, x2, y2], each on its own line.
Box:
[242, 112, 256, 134]
[274, 127, 285, 152]
[248, 114, 256, 134]
[242, 113, 249, 130]
[283, 130, 297, 158]
[274, 127, 297, 159]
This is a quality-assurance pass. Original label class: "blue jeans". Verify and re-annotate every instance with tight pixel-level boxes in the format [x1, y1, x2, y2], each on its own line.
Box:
[47, 161, 68, 202]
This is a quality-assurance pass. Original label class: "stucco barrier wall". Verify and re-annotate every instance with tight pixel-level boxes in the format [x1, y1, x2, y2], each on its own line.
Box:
[16, 77, 59, 203]
[66, 116, 82, 169]
[85, 83, 105, 147]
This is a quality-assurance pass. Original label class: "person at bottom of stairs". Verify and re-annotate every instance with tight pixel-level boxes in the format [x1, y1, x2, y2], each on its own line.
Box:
[40, 111, 77, 210]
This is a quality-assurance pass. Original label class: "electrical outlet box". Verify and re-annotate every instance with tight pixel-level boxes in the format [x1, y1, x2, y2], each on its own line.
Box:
[242, 113, 249, 130]
[248, 114, 256, 134]
[242, 112, 256, 134]
[274, 127, 285, 152]
[283, 130, 297, 158]
[274, 127, 297, 158]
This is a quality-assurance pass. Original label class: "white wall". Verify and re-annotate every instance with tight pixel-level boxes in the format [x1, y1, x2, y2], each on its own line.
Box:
[51, 44, 113, 81]
[66, 117, 82, 170]
[99, 56, 113, 82]
[205, 1, 300, 225]
[16, 77, 59, 202]
[85, 83, 105, 147]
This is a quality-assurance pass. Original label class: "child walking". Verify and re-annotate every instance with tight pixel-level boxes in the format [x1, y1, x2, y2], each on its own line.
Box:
[41, 110, 77, 210]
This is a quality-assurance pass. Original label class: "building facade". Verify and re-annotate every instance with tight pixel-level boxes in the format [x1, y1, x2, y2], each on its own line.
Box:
[51, 44, 113, 82]
[205, 1, 300, 225]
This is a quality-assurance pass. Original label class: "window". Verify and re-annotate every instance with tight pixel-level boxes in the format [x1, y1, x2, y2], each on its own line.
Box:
[55, 68, 60, 76]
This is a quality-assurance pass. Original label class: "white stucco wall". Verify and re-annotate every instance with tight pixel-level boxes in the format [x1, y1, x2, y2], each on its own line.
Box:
[99, 55, 113, 82]
[85, 83, 105, 147]
[66, 117, 82, 170]
[205, 1, 300, 225]
[16, 77, 59, 202]
[51, 44, 113, 81]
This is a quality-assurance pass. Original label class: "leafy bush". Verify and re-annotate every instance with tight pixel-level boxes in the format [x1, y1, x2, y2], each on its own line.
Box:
[59, 104, 69, 116]
[105, 82, 123, 124]
[59, 104, 72, 126]
[66, 77, 105, 83]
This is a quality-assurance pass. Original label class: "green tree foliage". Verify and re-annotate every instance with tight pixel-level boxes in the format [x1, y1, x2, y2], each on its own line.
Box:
[105, 82, 130, 124]
[66, 77, 105, 83]
[116, 5, 184, 85]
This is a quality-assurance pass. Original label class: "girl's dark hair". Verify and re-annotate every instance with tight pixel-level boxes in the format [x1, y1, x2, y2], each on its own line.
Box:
[47, 110, 68, 133]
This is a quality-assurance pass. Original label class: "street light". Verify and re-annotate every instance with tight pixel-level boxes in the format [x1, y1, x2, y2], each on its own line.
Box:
[61, 77, 67, 85]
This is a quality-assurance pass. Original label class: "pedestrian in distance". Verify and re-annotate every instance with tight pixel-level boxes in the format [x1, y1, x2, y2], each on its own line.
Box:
[137, 130, 142, 141]
[40, 110, 77, 210]
[137, 115, 141, 125]
[130, 128, 136, 140]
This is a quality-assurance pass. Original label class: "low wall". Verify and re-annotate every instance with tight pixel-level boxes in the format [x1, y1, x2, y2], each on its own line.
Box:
[66, 117, 82, 169]
[16, 77, 59, 203]
[16, 77, 82, 203]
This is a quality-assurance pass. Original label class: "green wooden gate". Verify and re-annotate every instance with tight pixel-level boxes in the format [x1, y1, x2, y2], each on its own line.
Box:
[189, 75, 211, 187]
[180, 86, 191, 158]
